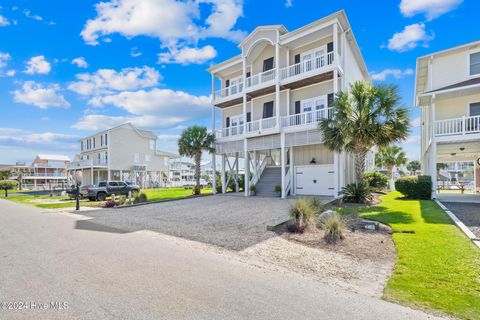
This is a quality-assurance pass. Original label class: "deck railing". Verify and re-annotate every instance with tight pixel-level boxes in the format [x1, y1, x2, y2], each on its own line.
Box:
[213, 82, 244, 101]
[280, 51, 334, 81]
[435, 115, 480, 136]
[281, 107, 334, 128]
[245, 69, 276, 89]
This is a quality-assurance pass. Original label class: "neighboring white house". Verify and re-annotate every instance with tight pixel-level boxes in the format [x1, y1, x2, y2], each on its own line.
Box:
[7, 155, 70, 189]
[67, 123, 177, 188]
[169, 160, 196, 186]
[208, 10, 369, 198]
[415, 40, 480, 196]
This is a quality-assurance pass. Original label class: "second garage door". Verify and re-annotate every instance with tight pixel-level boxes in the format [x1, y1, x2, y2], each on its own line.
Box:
[295, 164, 335, 196]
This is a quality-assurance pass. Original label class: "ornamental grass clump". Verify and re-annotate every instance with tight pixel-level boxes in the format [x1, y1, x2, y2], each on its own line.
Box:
[288, 198, 315, 233]
[322, 213, 345, 244]
[307, 197, 325, 215]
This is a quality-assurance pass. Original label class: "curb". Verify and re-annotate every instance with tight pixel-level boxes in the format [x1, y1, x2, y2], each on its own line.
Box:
[435, 200, 480, 249]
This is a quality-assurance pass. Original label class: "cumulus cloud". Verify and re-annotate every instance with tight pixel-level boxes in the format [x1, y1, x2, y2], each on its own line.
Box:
[400, 0, 462, 20]
[370, 68, 414, 81]
[385, 23, 434, 52]
[12, 81, 70, 109]
[24, 55, 51, 74]
[71, 57, 89, 68]
[23, 9, 43, 21]
[410, 117, 422, 128]
[130, 47, 142, 57]
[0, 14, 10, 26]
[68, 66, 161, 96]
[0, 52, 11, 69]
[73, 88, 210, 130]
[158, 45, 217, 65]
[285, 0, 293, 8]
[80, 0, 245, 64]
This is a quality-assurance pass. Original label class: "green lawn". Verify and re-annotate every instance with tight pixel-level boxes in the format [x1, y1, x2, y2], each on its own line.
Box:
[142, 187, 212, 201]
[1, 187, 213, 209]
[357, 192, 480, 319]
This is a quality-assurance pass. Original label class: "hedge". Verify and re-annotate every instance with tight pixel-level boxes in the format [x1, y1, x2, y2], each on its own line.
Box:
[364, 171, 388, 190]
[0, 180, 19, 190]
[395, 175, 432, 199]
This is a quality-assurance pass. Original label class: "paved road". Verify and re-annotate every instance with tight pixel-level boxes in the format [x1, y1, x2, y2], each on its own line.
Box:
[0, 199, 445, 320]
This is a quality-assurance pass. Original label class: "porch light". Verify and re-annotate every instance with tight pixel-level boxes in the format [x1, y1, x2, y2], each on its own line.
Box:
[450, 153, 456, 156]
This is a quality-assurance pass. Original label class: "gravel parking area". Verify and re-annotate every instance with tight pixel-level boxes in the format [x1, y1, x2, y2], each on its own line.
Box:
[77, 195, 292, 250]
[442, 202, 480, 238]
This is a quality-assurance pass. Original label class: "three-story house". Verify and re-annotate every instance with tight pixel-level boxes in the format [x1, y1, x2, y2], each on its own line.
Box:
[208, 10, 369, 198]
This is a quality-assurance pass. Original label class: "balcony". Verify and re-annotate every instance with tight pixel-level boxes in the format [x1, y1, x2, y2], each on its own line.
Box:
[67, 158, 108, 169]
[215, 108, 334, 141]
[435, 115, 480, 139]
[9, 172, 67, 179]
[280, 51, 335, 83]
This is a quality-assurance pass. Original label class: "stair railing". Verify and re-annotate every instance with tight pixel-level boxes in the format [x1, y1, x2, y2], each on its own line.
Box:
[250, 155, 269, 186]
[284, 166, 291, 196]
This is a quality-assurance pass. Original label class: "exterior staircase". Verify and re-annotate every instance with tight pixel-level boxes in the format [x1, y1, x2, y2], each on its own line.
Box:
[255, 166, 281, 197]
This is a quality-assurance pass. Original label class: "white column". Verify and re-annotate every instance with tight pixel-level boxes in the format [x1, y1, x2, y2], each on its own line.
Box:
[275, 33, 280, 128]
[242, 56, 247, 133]
[221, 154, 226, 194]
[333, 66, 340, 195]
[90, 166, 94, 184]
[333, 22, 338, 66]
[286, 89, 291, 116]
[430, 96, 437, 199]
[290, 145, 295, 195]
[333, 152, 339, 197]
[244, 139, 250, 196]
[120, 170, 123, 181]
[211, 72, 217, 194]
[281, 132, 286, 199]
[235, 152, 239, 192]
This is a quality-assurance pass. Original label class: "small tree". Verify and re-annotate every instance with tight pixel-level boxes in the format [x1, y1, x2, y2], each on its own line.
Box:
[375, 146, 407, 191]
[178, 126, 215, 195]
[406, 160, 421, 175]
[319, 81, 409, 183]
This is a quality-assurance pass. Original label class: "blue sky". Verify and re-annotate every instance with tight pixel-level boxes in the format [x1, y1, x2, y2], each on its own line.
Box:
[0, 0, 478, 164]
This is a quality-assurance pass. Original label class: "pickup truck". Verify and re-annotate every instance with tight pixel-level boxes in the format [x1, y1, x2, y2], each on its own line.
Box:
[81, 181, 141, 201]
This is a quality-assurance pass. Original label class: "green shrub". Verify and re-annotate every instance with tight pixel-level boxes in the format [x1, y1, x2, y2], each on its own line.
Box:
[322, 213, 345, 244]
[307, 197, 325, 215]
[395, 175, 432, 199]
[274, 185, 281, 193]
[341, 182, 372, 204]
[290, 198, 315, 226]
[0, 180, 19, 190]
[364, 171, 388, 190]
[133, 192, 148, 204]
[249, 185, 256, 192]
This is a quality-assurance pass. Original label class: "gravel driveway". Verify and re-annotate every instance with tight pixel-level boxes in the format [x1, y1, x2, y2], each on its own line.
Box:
[442, 202, 480, 238]
[77, 195, 293, 250]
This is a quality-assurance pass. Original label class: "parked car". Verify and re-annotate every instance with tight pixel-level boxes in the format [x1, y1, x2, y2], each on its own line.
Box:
[81, 181, 141, 201]
[66, 184, 94, 199]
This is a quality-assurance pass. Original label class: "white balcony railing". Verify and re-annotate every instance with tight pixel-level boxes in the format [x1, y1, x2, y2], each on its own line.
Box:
[245, 69, 276, 89]
[281, 107, 334, 128]
[67, 158, 108, 169]
[435, 115, 480, 136]
[215, 124, 245, 139]
[247, 116, 277, 133]
[213, 82, 244, 101]
[280, 51, 334, 81]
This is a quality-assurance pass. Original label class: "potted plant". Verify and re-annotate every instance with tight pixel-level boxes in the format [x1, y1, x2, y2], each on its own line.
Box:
[274, 184, 281, 197]
[249, 184, 256, 196]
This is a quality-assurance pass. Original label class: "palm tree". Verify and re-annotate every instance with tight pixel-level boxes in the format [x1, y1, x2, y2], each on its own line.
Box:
[319, 81, 409, 183]
[406, 160, 421, 175]
[178, 126, 215, 195]
[375, 146, 407, 190]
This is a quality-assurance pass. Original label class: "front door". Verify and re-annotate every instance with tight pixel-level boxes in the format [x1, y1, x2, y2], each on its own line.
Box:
[230, 116, 244, 135]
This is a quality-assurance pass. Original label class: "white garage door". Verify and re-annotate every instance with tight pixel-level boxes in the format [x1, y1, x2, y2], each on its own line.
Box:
[295, 164, 334, 196]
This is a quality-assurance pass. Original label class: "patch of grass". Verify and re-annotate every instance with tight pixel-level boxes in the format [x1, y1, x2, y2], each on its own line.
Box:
[142, 187, 212, 201]
[359, 192, 480, 319]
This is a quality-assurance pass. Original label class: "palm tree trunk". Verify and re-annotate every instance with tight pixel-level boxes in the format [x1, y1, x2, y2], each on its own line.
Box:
[194, 152, 202, 195]
[388, 167, 395, 191]
[354, 150, 367, 183]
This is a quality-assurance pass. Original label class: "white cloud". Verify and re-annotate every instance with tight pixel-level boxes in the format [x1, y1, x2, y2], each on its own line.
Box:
[73, 88, 210, 130]
[410, 117, 421, 128]
[130, 47, 142, 57]
[285, 0, 293, 8]
[12, 81, 70, 109]
[23, 132, 78, 144]
[81, 0, 245, 64]
[6, 70, 15, 76]
[0, 14, 9, 26]
[400, 0, 462, 20]
[72, 57, 89, 68]
[371, 68, 414, 81]
[0, 52, 11, 69]
[23, 9, 43, 21]
[158, 45, 217, 65]
[385, 23, 434, 52]
[24, 55, 51, 74]
[68, 66, 161, 96]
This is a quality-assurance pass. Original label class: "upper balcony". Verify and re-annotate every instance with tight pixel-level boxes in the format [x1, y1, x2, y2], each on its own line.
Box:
[435, 115, 480, 142]
[67, 158, 108, 169]
[215, 107, 333, 141]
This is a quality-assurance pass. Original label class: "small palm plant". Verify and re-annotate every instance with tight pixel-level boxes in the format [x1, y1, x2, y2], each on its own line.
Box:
[178, 126, 215, 195]
[375, 145, 407, 190]
[319, 81, 409, 183]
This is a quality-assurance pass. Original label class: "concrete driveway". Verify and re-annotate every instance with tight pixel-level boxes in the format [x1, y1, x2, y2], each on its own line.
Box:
[441, 202, 480, 238]
[77, 195, 293, 250]
[0, 198, 445, 320]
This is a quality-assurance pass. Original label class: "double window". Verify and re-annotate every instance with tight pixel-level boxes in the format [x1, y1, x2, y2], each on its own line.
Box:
[230, 115, 244, 135]
[300, 95, 328, 123]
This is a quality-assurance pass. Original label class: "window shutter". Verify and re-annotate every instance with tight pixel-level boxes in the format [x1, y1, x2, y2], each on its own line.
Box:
[246, 112, 251, 122]
[327, 42, 334, 52]
[295, 101, 301, 114]
[327, 93, 334, 108]
[225, 80, 230, 87]
[225, 117, 230, 127]
[294, 54, 300, 64]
